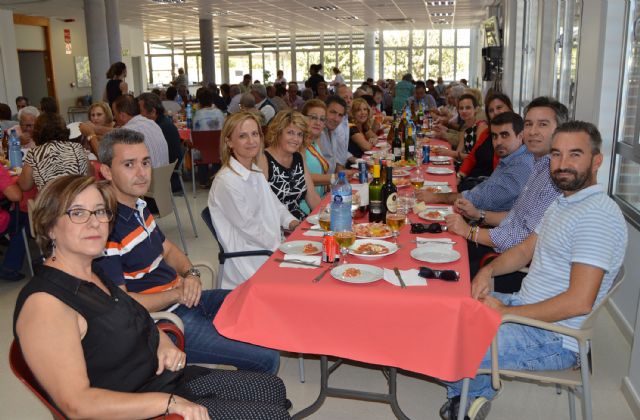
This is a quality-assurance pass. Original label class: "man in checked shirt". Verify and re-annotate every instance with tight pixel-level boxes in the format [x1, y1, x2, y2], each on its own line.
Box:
[445, 97, 569, 292]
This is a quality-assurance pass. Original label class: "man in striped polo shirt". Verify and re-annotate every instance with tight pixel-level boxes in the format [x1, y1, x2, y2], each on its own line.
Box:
[440, 121, 628, 420]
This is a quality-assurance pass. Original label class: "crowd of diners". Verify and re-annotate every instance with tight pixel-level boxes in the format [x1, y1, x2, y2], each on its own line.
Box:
[2, 61, 627, 420]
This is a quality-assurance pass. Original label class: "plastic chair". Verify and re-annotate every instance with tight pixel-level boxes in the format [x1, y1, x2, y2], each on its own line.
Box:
[144, 161, 196, 255]
[476, 265, 626, 420]
[20, 199, 37, 278]
[172, 157, 198, 237]
[189, 130, 221, 198]
[9, 322, 185, 420]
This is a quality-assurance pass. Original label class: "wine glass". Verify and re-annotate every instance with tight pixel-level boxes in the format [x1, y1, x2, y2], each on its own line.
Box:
[410, 168, 424, 189]
[334, 229, 356, 264]
[386, 209, 407, 244]
[319, 205, 331, 231]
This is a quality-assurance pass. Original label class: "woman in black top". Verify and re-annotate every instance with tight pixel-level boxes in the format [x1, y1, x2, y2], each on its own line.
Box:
[13, 175, 290, 420]
[104, 61, 128, 107]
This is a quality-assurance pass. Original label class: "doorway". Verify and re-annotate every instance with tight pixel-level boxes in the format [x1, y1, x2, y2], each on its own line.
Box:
[18, 51, 49, 104]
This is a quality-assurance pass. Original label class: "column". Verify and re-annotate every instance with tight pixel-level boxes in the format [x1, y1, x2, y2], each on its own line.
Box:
[533, 0, 557, 97]
[291, 32, 297, 82]
[84, 0, 110, 103]
[378, 31, 384, 80]
[219, 26, 229, 84]
[104, 0, 122, 63]
[199, 17, 215, 85]
[364, 30, 376, 80]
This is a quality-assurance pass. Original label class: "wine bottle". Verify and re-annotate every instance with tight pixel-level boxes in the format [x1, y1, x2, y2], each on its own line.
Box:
[392, 131, 402, 162]
[380, 166, 398, 221]
[405, 120, 416, 163]
[369, 164, 383, 223]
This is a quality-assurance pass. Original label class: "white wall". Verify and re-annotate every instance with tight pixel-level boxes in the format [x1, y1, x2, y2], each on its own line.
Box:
[0, 9, 22, 114]
[119, 23, 148, 95]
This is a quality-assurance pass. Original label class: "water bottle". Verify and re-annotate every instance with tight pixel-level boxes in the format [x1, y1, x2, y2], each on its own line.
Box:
[8, 129, 22, 169]
[185, 103, 193, 130]
[330, 172, 353, 232]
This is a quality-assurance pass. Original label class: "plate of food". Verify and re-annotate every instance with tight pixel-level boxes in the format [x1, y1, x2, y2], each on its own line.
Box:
[331, 264, 384, 284]
[410, 247, 461, 263]
[420, 185, 452, 193]
[353, 222, 393, 239]
[278, 240, 323, 255]
[430, 156, 452, 163]
[392, 168, 411, 177]
[418, 207, 454, 222]
[392, 178, 412, 188]
[348, 239, 398, 259]
[430, 144, 449, 150]
[427, 167, 454, 175]
[306, 214, 320, 225]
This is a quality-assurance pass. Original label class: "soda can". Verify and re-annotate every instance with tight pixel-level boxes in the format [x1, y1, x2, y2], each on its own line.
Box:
[358, 161, 368, 183]
[322, 231, 338, 263]
[422, 145, 431, 164]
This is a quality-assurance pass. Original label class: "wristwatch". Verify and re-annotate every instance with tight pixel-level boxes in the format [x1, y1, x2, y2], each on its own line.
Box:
[184, 267, 201, 278]
[478, 210, 486, 225]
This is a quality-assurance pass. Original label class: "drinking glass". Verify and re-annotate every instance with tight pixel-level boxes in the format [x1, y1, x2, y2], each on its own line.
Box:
[398, 189, 416, 215]
[334, 229, 356, 264]
[410, 168, 424, 189]
[386, 209, 407, 244]
[319, 205, 332, 231]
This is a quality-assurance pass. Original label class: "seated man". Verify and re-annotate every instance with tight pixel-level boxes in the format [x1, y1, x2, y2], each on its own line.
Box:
[444, 97, 569, 289]
[417, 112, 534, 212]
[94, 128, 280, 374]
[440, 121, 627, 420]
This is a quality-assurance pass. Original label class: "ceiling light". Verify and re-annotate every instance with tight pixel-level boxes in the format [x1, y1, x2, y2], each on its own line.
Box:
[151, 0, 186, 3]
[431, 12, 453, 17]
[157, 18, 167, 22]
[211, 10, 230, 16]
[335, 16, 359, 20]
[311, 5, 338, 11]
[435, 19, 450, 24]
[427, 1, 455, 5]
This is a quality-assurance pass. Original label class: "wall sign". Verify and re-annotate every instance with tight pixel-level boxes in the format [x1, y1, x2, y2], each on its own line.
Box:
[64, 28, 72, 54]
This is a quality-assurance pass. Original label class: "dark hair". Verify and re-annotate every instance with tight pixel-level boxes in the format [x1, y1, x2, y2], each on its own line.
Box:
[371, 85, 383, 96]
[40, 96, 58, 114]
[524, 96, 569, 126]
[275, 84, 287, 97]
[415, 81, 426, 90]
[33, 113, 69, 145]
[106, 61, 126, 79]
[553, 120, 602, 154]
[485, 92, 513, 119]
[151, 88, 161, 96]
[196, 88, 214, 108]
[166, 86, 178, 100]
[0, 103, 11, 120]
[490, 112, 524, 135]
[458, 93, 478, 108]
[361, 94, 376, 108]
[138, 92, 164, 117]
[99, 128, 145, 166]
[220, 83, 230, 96]
[15, 96, 28, 105]
[112, 95, 139, 117]
[325, 95, 347, 110]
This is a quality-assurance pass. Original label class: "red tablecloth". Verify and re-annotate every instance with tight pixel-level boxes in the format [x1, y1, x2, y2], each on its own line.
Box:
[178, 128, 191, 142]
[214, 138, 501, 381]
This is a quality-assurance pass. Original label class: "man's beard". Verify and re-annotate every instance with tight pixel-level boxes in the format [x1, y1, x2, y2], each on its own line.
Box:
[551, 163, 593, 192]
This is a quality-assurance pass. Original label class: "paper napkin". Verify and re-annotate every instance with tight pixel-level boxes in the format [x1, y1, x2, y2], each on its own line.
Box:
[383, 268, 427, 287]
[415, 237, 454, 252]
[279, 254, 322, 269]
[303, 225, 325, 237]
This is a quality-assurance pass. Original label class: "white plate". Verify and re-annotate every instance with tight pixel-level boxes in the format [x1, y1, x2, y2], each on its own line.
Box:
[427, 167, 454, 175]
[418, 207, 454, 222]
[306, 214, 320, 225]
[278, 240, 323, 255]
[392, 169, 411, 177]
[348, 239, 399, 259]
[353, 223, 393, 239]
[364, 150, 376, 155]
[430, 156, 452, 163]
[331, 264, 384, 284]
[375, 141, 389, 148]
[420, 185, 453, 193]
[410, 247, 461, 263]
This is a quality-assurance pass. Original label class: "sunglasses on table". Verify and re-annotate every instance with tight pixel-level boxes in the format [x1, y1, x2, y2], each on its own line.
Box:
[410, 223, 447, 234]
[418, 267, 459, 282]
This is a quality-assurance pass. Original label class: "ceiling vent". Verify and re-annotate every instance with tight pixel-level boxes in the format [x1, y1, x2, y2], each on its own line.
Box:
[378, 18, 415, 24]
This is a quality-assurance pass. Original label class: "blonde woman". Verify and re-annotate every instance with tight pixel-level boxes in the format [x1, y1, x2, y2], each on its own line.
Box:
[258, 110, 321, 220]
[208, 112, 299, 289]
[347, 97, 377, 158]
[79, 102, 115, 153]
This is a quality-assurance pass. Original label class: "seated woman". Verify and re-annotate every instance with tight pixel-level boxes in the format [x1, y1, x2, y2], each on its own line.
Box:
[79, 102, 115, 153]
[347, 98, 377, 158]
[300, 99, 331, 200]
[259, 110, 321, 220]
[14, 175, 291, 419]
[209, 112, 300, 289]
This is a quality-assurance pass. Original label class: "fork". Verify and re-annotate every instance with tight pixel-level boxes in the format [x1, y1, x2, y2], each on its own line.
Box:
[313, 259, 339, 283]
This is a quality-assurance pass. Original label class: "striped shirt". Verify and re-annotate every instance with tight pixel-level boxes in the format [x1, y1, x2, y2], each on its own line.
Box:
[462, 144, 534, 211]
[124, 115, 169, 168]
[23, 141, 88, 190]
[489, 155, 562, 252]
[518, 184, 627, 352]
[94, 199, 179, 295]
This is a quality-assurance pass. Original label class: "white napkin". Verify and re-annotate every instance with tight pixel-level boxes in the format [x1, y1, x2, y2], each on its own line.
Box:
[279, 254, 322, 269]
[303, 225, 325, 237]
[352, 183, 369, 205]
[383, 268, 427, 287]
[423, 181, 449, 186]
[415, 237, 454, 252]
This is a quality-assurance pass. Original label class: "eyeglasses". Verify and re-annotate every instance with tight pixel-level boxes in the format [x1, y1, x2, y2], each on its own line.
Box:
[410, 223, 446, 234]
[65, 208, 114, 224]
[418, 267, 459, 282]
[306, 115, 326, 123]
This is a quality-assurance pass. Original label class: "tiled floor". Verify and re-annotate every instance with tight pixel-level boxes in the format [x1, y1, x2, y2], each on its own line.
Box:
[0, 186, 636, 419]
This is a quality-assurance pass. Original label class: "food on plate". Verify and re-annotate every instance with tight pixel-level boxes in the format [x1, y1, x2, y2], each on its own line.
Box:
[354, 223, 392, 238]
[355, 243, 390, 255]
[424, 210, 443, 219]
[392, 178, 411, 188]
[303, 243, 319, 254]
[343, 267, 362, 278]
[424, 186, 444, 193]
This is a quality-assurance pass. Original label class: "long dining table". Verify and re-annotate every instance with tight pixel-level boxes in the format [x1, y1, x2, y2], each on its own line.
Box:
[213, 137, 501, 419]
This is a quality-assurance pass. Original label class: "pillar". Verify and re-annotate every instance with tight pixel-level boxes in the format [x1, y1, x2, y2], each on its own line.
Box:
[104, 0, 122, 63]
[84, 0, 111, 103]
[219, 27, 229, 84]
[199, 17, 215, 85]
[364, 30, 376, 80]
[291, 32, 297, 82]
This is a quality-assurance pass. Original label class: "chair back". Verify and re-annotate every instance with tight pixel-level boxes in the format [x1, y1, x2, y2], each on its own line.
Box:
[145, 161, 177, 218]
[581, 265, 626, 331]
[200, 208, 225, 263]
[191, 130, 222, 165]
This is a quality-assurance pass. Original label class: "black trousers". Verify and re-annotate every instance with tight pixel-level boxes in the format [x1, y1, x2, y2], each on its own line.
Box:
[467, 241, 526, 294]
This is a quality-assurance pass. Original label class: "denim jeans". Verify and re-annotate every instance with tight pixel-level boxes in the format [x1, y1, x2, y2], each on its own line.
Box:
[2, 210, 28, 271]
[174, 289, 280, 374]
[446, 292, 578, 400]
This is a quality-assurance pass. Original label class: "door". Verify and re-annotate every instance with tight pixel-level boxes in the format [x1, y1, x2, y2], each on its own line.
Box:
[18, 51, 49, 103]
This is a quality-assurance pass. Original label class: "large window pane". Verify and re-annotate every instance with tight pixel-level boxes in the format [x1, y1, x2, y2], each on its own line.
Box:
[336, 48, 351, 80]
[278, 51, 292, 82]
[296, 51, 321, 83]
[251, 52, 264, 83]
[149, 43, 171, 54]
[426, 48, 440, 80]
[264, 52, 277, 83]
[441, 48, 455, 80]
[442, 29, 455, 46]
[383, 51, 395, 81]
[384, 30, 410, 47]
[150, 56, 172, 86]
[613, 156, 640, 212]
[324, 50, 337, 77]
[352, 49, 365, 82]
[214, 54, 221, 85]
[229, 55, 250, 84]
[186, 56, 201, 84]
[457, 29, 471, 46]
[427, 30, 440, 47]
[395, 50, 409, 80]
[413, 30, 425, 47]
[412, 49, 425, 80]
[454, 48, 470, 81]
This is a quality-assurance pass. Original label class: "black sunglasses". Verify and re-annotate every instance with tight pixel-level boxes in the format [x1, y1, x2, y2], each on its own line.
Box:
[410, 223, 447, 234]
[418, 267, 459, 282]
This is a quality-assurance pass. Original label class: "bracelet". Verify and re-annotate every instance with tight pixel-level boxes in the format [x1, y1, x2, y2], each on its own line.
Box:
[164, 393, 176, 416]
[473, 226, 480, 247]
[466, 226, 474, 240]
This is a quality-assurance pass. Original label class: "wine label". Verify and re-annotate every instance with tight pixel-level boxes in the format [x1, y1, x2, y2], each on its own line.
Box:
[386, 193, 398, 213]
[370, 200, 382, 214]
[394, 147, 402, 157]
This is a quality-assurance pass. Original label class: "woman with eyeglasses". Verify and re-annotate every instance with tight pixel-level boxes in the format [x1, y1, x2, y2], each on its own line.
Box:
[258, 110, 321, 220]
[300, 100, 331, 200]
[14, 175, 291, 419]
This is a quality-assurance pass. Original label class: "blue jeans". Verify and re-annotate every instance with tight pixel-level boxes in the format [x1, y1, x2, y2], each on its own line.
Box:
[446, 292, 578, 400]
[2, 210, 28, 271]
[174, 289, 280, 374]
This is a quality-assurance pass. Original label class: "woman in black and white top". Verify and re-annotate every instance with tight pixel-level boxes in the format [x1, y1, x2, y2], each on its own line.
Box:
[258, 110, 321, 220]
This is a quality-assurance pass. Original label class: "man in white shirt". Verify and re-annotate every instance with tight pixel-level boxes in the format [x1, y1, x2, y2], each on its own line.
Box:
[250, 84, 276, 124]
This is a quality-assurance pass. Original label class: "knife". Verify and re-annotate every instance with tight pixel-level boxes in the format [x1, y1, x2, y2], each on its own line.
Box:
[393, 267, 407, 289]
[274, 258, 321, 268]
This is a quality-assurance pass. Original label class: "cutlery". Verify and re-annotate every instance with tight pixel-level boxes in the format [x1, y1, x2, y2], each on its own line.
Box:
[274, 258, 321, 268]
[393, 267, 407, 289]
[301, 227, 324, 231]
[411, 240, 457, 245]
[313, 259, 339, 283]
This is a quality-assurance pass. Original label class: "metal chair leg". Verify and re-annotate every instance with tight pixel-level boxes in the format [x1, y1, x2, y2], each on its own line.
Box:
[171, 195, 188, 255]
[298, 353, 305, 383]
[568, 388, 577, 420]
[21, 228, 34, 277]
[579, 345, 593, 420]
[556, 384, 562, 395]
[178, 175, 198, 237]
[191, 148, 197, 198]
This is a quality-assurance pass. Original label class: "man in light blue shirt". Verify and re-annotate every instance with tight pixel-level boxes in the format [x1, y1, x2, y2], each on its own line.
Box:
[439, 121, 628, 420]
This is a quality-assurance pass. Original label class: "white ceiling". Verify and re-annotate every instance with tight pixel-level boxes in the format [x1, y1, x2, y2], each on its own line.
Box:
[0, 0, 498, 40]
